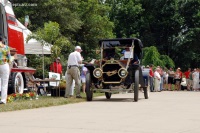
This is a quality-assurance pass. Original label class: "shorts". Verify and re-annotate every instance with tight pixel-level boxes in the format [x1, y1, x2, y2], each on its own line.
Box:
[174, 79, 181, 85]
[168, 77, 174, 84]
[81, 77, 86, 83]
[186, 79, 190, 85]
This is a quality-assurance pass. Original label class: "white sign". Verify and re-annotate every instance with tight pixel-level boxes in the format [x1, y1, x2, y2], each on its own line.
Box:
[124, 51, 133, 58]
[49, 72, 60, 86]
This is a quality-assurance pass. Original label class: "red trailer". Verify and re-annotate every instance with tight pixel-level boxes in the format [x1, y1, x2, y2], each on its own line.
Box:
[0, 0, 36, 94]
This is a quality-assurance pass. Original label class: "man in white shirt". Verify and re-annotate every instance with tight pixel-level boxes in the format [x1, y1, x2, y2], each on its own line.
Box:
[64, 46, 83, 98]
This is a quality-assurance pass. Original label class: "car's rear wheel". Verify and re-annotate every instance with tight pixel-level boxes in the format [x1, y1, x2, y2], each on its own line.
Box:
[85, 71, 93, 101]
[134, 70, 139, 102]
[144, 86, 149, 99]
[105, 92, 112, 99]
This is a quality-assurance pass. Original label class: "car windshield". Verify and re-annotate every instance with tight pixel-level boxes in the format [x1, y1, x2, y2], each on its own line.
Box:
[99, 38, 143, 60]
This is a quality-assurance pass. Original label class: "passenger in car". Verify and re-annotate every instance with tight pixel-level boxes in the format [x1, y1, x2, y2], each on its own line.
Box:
[120, 49, 139, 65]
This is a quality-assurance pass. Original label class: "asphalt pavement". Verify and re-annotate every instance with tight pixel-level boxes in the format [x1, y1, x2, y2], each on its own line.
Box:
[0, 91, 200, 133]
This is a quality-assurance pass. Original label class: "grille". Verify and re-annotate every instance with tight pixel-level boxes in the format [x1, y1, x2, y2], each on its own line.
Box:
[102, 63, 122, 83]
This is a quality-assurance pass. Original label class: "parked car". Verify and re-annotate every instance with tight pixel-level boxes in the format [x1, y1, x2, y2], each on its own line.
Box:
[84, 38, 149, 102]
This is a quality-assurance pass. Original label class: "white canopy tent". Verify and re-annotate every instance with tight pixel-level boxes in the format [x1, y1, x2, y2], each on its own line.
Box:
[24, 39, 51, 55]
[17, 20, 52, 55]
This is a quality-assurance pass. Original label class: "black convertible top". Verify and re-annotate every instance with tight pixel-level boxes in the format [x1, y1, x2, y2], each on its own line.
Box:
[99, 38, 143, 56]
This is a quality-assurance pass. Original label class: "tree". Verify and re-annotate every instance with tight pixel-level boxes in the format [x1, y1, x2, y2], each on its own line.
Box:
[142, 46, 175, 68]
[26, 21, 71, 78]
[74, 0, 115, 61]
[13, 0, 82, 35]
[106, 0, 144, 38]
[12, 0, 200, 70]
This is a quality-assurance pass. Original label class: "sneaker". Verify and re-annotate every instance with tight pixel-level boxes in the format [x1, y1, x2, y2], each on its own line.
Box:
[0, 101, 5, 104]
[76, 95, 82, 98]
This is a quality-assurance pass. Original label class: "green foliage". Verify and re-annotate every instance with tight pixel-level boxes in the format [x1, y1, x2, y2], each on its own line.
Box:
[106, 0, 144, 38]
[0, 92, 104, 112]
[26, 21, 72, 77]
[12, 0, 200, 70]
[26, 55, 51, 78]
[160, 55, 175, 69]
[142, 46, 174, 68]
[75, 0, 114, 61]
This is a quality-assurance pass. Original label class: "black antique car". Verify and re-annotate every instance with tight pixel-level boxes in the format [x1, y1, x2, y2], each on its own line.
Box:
[84, 38, 149, 102]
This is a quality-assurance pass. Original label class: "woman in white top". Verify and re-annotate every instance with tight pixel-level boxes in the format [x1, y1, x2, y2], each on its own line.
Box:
[154, 67, 161, 92]
[192, 68, 199, 91]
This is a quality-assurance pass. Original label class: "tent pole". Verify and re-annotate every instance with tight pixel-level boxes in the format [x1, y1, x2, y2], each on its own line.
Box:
[42, 47, 44, 79]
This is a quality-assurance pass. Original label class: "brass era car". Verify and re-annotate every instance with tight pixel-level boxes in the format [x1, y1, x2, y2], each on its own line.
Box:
[84, 38, 149, 102]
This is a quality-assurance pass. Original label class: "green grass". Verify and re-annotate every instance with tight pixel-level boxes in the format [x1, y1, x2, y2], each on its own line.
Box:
[0, 92, 104, 112]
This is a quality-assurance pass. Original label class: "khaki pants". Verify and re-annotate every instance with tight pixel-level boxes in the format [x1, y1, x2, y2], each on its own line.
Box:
[65, 67, 81, 97]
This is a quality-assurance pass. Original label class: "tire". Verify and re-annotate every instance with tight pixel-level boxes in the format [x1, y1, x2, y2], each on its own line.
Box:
[105, 92, 112, 99]
[85, 72, 93, 101]
[143, 87, 149, 99]
[134, 70, 139, 102]
[8, 72, 24, 94]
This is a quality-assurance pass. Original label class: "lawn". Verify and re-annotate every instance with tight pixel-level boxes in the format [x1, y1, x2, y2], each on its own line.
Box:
[0, 92, 104, 112]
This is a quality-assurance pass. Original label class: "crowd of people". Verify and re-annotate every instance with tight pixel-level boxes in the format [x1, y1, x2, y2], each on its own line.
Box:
[147, 65, 200, 92]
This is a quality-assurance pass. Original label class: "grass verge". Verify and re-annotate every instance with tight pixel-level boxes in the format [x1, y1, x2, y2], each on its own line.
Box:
[0, 92, 104, 112]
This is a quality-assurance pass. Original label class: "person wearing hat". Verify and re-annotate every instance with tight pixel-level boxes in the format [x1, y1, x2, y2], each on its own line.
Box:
[50, 57, 63, 75]
[0, 37, 11, 104]
[64, 46, 83, 98]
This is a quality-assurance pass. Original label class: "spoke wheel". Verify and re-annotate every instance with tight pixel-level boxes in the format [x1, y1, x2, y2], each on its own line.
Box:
[105, 92, 112, 99]
[134, 70, 139, 102]
[144, 86, 149, 99]
[86, 72, 93, 101]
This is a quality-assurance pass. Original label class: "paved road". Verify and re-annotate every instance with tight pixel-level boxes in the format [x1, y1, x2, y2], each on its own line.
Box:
[0, 91, 200, 133]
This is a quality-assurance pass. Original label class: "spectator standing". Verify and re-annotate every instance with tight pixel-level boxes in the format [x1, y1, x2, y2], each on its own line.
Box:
[189, 69, 194, 90]
[64, 46, 83, 98]
[154, 67, 161, 92]
[174, 68, 182, 91]
[80, 66, 88, 93]
[0, 37, 11, 104]
[192, 68, 199, 91]
[163, 68, 168, 90]
[159, 67, 164, 91]
[50, 57, 63, 75]
[167, 67, 175, 91]
[184, 68, 191, 91]
[149, 64, 154, 92]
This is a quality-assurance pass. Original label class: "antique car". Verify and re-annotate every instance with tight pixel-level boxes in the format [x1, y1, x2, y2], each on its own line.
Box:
[84, 38, 149, 102]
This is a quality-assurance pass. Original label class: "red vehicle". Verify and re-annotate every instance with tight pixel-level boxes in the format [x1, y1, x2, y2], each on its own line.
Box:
[0, 0, 36, 94]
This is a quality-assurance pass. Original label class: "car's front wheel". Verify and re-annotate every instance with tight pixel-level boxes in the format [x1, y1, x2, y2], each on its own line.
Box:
[85, 71, 93, 101]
